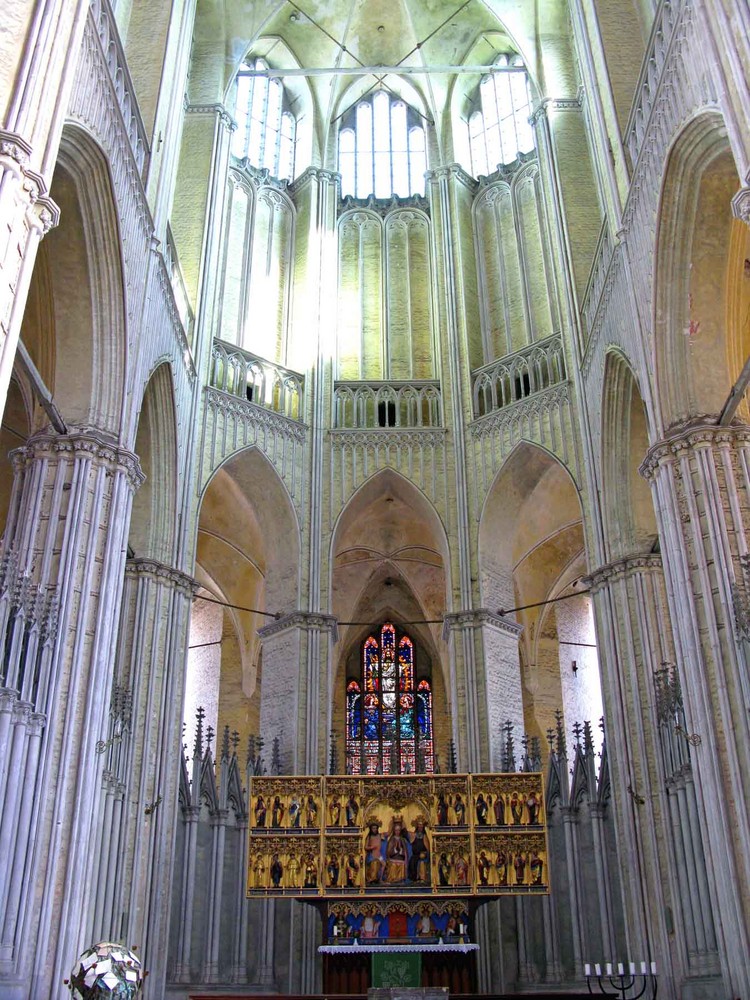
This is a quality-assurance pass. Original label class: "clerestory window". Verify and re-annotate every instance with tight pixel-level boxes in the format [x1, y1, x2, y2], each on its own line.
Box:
[339, 91, 427, 200]
[233, 59, 296, 181]
[346, 623, 434, 774]
[468, 55, 534, 177]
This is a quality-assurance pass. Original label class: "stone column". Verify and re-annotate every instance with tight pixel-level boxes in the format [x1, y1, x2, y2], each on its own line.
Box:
[641, 421, 750, 997]
[586, 555, 679, 983]
[201, 807, 228, 982]
[0, 0, 91, 415]
[560, 807, 585, 974]
[231, 818, 249, 983]
[110, 558, 194, 995]
[0, 431, 142, 998]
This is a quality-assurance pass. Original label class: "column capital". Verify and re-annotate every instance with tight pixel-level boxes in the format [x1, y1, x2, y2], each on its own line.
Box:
[125, 557, 195, 596]
[0, 130, 60, 234]
[10, 430, 144, 491]
[529, 92, 584, 124]
[585, 553, 663, 591]
[258, 610, 339, 642]
[731, 186, 750, 225]
[292, 166, 341, 192]
[639, 419, 750, 480]
[425, 162, 477, 190]
[442, 608, 524, 640]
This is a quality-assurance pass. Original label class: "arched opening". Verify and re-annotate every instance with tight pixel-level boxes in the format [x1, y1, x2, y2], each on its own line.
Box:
[601, 350, 657, 559]
[654, 112, 747, 427]
[330, 470, 451, 771]
[186, 447, 300, 749]
[129, 362, 179, 563]
[478, 443, 600, 749]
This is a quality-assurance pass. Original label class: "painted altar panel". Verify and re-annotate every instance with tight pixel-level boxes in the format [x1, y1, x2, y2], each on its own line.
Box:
[247, 773, 548, 898]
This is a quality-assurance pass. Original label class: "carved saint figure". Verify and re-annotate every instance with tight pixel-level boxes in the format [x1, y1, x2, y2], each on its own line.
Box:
[475, 793, 489, 825]
[327, 855, 340, 886]
[289, 795, 301, 828]
[270, 853, 283, 888]
[329, 796, 342, 826]
[417, 911, 433, 937]
[271, 795, 285, 828]
[510, 792, 523, 825]
[407, 815, 430, 883]
[530, 851, 544, 885]
[255, 795, 267, 827]
[454, 854, 469, 886]
[384, 814, 409, 883]
[493, 793, 505, 825]
[526, 791, 540, 825]
[365, 820, 385, 883]
[361, 912, 381, 939]
[253, 854, 266, 888]
[495, 850, 507, 885]
[345, 794, 360, 827]
[438, 852, 451, 886]
[305, 794, 318, 827]
[304, 855, 318, 888]
[453, 793, 466, 825]
[477, 850, 491, 885]
[436, 793, 449, 826]
[513, 852, 526, 885]
[345, 853, 360, 887]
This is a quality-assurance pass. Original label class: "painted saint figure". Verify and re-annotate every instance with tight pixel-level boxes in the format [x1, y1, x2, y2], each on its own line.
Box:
[254, 795, 267, 827]
[495, 850, 507, 885]
[345, 794, 360, 827]
[305, 794, 318, 827]
[438, 853, 451, 886]
[289, 795, 301, 828]
[513, 852, 526, 885]
[346, 854, 360, 887]
[526, 791, 540, 825]
[477, 850, 491, 886]
[454, 793, 466, 825]
[253, 854, 265, 888]
[287, 852, 300, 888]
[493, 794, 505, 825]
[271, 795, 285, 828]
[304, 855, 318, 888]
[454, 854, 469, 886]
[329, 796, 342, 826]
[510, 792, 523, 825]
[436, 793, 449, 826]
[530, 851, 544, 885]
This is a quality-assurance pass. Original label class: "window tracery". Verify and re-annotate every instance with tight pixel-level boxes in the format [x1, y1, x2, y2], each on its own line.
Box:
[346, 623, 434, 774]
[339, 91, 427, 200]
[468, 55, 534, 177]
[233, 59, 297, 181]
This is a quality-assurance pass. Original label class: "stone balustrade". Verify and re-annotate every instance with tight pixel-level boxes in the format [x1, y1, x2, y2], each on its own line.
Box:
[333, 380, 443, 428]
[164, 224, 194, 339]
[209, 340, 304, 421]
[471, 334, 566, 418]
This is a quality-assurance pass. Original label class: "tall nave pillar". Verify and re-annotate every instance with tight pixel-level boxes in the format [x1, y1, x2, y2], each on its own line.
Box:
[641, 421, 750, 998]
[0, 431, 142, 1000]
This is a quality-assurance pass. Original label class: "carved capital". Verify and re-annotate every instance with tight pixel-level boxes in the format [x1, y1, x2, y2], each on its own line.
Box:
[585, 553, 663, 591]
[731, 187, 750, 225]
[425, 162, 477, 191]
[442, 609, 524, 641]
[126, 557, 196, 596]
[640, 419, 750, 480]
[258, 611, 339, 642]
[185, 102, 237, 132]
[11, 431, 145, 491]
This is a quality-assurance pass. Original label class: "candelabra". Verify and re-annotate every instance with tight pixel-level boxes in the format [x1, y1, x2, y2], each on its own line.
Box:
[584, 962, 657, 1000]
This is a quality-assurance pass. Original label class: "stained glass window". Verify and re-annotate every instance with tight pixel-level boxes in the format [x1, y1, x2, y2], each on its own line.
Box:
[468, 55, 534, 178]
[339, 92, 427, 200]
[233, 59, 297, 181]
[345, 623, 434, 774]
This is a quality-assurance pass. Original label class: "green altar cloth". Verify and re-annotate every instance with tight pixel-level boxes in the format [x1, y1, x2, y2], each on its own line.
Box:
[371, 951, 422, 988]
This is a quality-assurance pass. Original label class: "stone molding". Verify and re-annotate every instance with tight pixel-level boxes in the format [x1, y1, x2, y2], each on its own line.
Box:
[0, 129, 60, 234]
[731, 186, 750, 225]
[331, 427, 447, 449]
[231, 159, 291, 194]
[585, 553, 663, 592]
[184, 101, 237, 132]
[338, 191, 430, 217]
[290, 166, 340, 193]
[9, 431, 145, 491]
[475, 148, 538, 188]
[258, 611, 339, 643]
[528, 93, 584, 125]
[639, 419, 750, 480]
[469, 382, 570, 439]
[125, 557, 196, 596]
[442, 609, 524, 641]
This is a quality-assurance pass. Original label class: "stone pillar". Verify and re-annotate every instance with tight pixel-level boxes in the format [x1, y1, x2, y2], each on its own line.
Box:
[641, 422, 750, 998]
[586, 555, 679, 984]
[201, 807, 228, 982]
[231, 818, 249, 983]
[0, 431, 142, 998]
[109, 558, 194, 996]
[560, 807, 585, 973]
[0, 0, 91, 416]
[174, 804, 200, 984]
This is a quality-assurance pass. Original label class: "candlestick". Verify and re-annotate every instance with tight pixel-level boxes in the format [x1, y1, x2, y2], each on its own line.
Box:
[651, 961, 657, 974]
[606, 963, 613, 975]
[629, 963, 636, 974]
[595, 964, 601, 975]
[585, 964, 591, 975]
[641, 962, 647, 974]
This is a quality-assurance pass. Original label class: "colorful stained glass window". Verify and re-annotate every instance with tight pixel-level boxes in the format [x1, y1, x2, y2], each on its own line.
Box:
[345, 623, 434, 774]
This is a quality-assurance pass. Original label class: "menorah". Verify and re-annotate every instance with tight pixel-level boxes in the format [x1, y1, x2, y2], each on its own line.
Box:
[584, 961, 657, 1000]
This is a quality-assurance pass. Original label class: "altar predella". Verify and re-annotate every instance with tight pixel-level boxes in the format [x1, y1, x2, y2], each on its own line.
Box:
[247, 773, 548, 898]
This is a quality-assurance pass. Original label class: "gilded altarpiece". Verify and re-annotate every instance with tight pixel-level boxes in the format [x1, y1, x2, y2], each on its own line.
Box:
[247, 774, 548, 899]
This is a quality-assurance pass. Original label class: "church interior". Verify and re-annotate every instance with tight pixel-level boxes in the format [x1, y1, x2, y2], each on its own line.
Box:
[0, 0, 749, 997]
